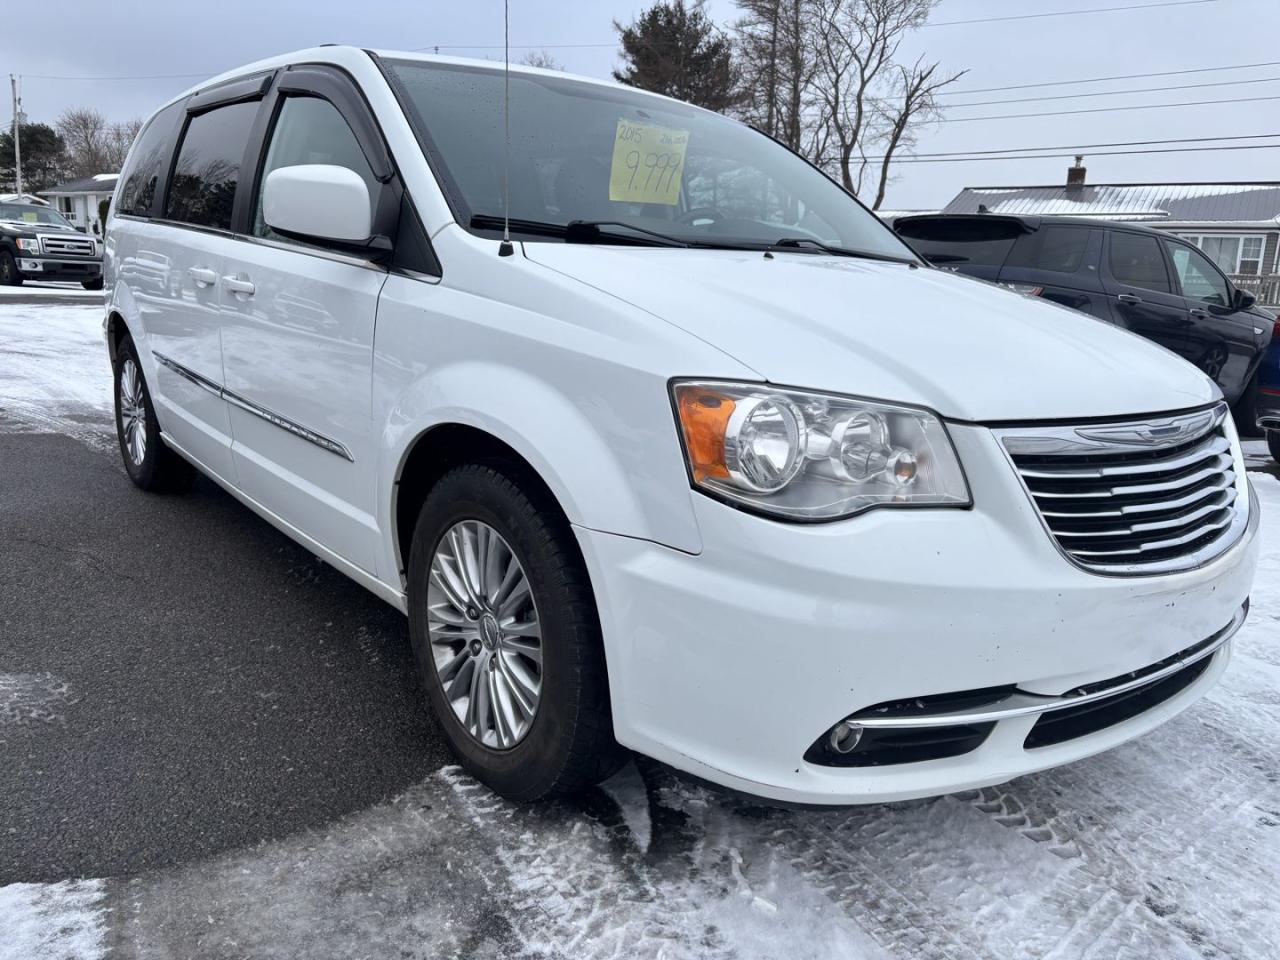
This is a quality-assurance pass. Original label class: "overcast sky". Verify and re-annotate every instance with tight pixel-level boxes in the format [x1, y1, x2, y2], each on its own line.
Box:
[6, 0, 1279, 208]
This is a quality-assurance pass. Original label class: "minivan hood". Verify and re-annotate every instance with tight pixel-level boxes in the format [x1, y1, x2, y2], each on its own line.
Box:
[525, 245, 1219, 421]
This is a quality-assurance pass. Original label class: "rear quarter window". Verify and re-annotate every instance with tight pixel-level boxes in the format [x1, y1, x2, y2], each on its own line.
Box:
[1004, 224, 1090, 274]
[115, 102, 184, 218]
[894, 217, 1023, 268]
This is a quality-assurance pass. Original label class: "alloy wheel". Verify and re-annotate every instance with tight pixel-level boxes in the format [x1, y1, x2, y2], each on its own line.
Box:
[119, 358, 148, 465]
[427, 520, 543, 749]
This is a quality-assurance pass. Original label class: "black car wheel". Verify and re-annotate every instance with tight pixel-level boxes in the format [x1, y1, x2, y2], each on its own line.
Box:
[406, 462, 625, 800]
[82, 277, 104, 291]
[1268, 430, 1280, 463]
[0, 250, 23, 286]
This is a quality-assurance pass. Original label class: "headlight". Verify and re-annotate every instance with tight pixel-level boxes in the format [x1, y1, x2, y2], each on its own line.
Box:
[672, 380, 970, 520]
[16, 238, 39, 252]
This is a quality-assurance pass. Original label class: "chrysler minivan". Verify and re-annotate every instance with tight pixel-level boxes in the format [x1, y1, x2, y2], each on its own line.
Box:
[104, 47, 1258, 805]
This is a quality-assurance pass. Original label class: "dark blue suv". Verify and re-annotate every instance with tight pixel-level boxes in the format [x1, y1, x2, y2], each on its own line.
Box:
[895, 214, 1274, 413]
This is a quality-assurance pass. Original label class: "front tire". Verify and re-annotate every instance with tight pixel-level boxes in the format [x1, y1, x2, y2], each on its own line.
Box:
[0, 251, 23, 286]
[113, 336, 195, 491]
[407, 462, 624, 800]
[1268, 430, 1280, 463]
[82, 277, 104, 291]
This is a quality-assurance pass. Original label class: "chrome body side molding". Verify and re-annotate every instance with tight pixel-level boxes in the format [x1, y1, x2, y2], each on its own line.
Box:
[848, 601, 1248, 731]
[152, 351, 354, 462]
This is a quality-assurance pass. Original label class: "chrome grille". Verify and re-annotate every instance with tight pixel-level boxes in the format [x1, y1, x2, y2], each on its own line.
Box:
[996, 404, 1247, 575]
[39, 233, 96, 257]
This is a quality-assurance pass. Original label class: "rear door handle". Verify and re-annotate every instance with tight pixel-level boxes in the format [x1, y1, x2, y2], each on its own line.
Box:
[221, 275, 256, 297]
[1117, 293, 1142, 305]
[187, 266, 217, 287]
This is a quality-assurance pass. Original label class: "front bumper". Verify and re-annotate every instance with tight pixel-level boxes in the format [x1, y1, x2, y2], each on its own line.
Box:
[575, 422, 1259, 805]
[17, 257, 102, 280]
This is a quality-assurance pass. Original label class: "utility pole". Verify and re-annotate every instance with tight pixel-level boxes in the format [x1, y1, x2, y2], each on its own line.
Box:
[9, 74, 21, 198]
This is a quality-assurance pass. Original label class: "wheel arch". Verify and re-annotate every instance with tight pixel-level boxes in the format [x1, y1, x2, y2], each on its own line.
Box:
[392, 422, 576, 582]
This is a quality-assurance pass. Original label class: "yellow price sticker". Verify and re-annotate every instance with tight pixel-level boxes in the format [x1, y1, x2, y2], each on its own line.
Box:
[609, 119, 689, 205]
[22, 212, 38, 222]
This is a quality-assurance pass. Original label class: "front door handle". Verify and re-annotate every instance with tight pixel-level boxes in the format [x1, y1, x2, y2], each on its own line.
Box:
[221, 275, 256, 297]
[1189, 308, 1209, 319]
[187, 266, 217, 287]
[1117, 293, 1142, 305]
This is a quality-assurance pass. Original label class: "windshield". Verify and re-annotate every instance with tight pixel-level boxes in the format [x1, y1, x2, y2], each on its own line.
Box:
[383, 58, 916, 258]
[0, 203, 74, 228]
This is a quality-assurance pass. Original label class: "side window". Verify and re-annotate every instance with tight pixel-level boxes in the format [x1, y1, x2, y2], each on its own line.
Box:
[253, 96, 378, 242]
[1166, 241, 1230, 307]
[116, 102, 183, 217]
[164, 100, 260, 230]
[1108, 233, 1170, 293]
[1006, 225, 1089, 274]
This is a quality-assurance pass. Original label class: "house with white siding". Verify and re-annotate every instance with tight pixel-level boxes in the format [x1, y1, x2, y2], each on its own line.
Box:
[39, 173, 119, 236]
[942, 167, 1280, 305]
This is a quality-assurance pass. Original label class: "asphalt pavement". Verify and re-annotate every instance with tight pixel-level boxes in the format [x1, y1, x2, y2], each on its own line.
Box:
[0, 431, 448, 883]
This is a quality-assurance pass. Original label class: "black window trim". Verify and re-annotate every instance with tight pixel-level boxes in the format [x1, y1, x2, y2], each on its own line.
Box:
[238, 61, 441, 278]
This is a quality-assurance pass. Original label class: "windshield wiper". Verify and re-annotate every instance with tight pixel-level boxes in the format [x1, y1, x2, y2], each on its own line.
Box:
[771, 237, 918, 265]
[469, 214, 688, 248]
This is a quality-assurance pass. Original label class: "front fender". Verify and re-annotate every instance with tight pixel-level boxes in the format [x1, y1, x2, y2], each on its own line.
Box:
[378, 360, 705, 581]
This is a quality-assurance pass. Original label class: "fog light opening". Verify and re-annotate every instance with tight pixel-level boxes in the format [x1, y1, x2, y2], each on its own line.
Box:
[829, 721, 864, 754]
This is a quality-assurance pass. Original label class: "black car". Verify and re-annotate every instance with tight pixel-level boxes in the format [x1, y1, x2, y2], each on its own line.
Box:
[894, 214, 1273, 407]
[0, 201, 104, 289]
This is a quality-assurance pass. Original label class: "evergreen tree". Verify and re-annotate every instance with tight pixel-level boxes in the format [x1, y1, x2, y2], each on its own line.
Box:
[613, 1, 739, 112]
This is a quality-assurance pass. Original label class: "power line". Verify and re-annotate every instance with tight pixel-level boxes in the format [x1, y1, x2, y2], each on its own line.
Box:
[881, 133, 1280, 159]
[946, 74, 1280, 109]
[416, 0, 1220, 50]
[924, 0, 1216, 27]
[868, 143, 1280, 163]
[938, 93, 1280, 123]
[942, 59, 1280, 96]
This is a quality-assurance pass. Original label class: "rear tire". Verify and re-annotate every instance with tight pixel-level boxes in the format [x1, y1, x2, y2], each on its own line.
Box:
[1268, 430, 1280, 464]
[407, 462, 624, 800]
[113, 336, 196, 492]
[0, 251, 23, 286]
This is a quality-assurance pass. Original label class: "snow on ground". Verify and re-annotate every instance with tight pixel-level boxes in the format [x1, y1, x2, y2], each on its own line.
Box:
[0, 302, 113, 450]
[0, 881, 107, 960]
[1, 303, 1279, 958]
[0, 282, 102, 299]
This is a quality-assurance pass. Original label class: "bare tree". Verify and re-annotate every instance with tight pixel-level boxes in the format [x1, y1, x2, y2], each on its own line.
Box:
[733, 0, 812, 151]
[867, 58, 963, 208]
[56, 107, 111, 178]
[804, 0, 962, 203]
[520, 50, 562, 70]
[105, 118, 143, 171]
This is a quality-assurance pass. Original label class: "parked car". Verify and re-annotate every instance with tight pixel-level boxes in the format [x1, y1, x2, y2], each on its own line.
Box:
[104, 47, 1258, 806]
[893, 214, 1273, 410]
[1255, 322, 1280, 460]
[0, 201, 104, 288]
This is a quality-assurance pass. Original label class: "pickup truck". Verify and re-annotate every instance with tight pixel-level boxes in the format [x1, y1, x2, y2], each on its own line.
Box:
[0, 201, 104, 289]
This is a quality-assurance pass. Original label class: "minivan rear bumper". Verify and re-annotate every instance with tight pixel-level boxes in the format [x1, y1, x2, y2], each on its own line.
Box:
[575, 423, 1259, 805]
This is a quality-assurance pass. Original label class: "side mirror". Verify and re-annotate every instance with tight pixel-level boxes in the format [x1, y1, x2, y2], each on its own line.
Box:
[262, 164, 373, 244]
[1232, 286, 1257, 312]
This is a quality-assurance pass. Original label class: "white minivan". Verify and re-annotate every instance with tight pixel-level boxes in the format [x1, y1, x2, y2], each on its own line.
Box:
[104, 47, 1258, 805]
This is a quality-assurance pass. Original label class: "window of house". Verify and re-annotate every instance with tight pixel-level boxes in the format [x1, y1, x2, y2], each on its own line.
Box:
[1176, 233, 1266, 275]
[164, 100, 259, 230]
[1108, 232, 1171, 292]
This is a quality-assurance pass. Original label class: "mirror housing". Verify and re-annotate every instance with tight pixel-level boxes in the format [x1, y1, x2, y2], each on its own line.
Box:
[262, 164, 373, 244]
[1232, 286, 1257, 312]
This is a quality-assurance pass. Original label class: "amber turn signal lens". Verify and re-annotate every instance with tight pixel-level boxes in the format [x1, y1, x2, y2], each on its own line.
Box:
[675, 386, 735, 483]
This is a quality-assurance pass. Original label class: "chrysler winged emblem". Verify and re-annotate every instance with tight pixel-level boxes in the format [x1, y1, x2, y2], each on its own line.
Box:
[1074, 409, 1218, 446]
